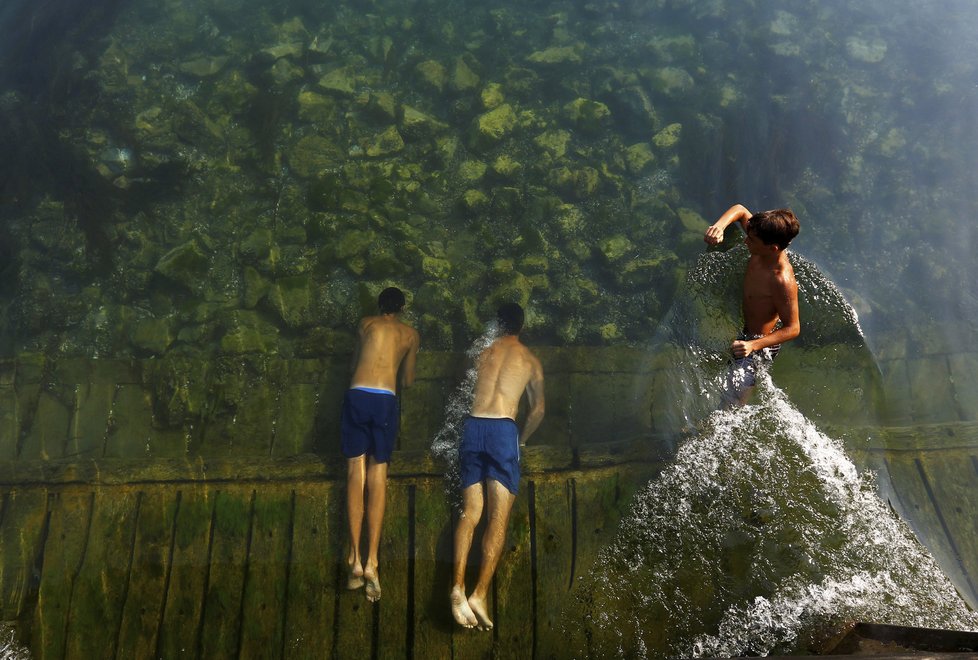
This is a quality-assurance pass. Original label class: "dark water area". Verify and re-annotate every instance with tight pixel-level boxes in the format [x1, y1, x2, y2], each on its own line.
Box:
[2, 0, 978, 657]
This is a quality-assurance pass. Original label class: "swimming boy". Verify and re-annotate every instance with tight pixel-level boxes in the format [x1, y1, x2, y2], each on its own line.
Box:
[704, 204, 800, 404]
[342, 286, 420, 602]
[451, 303, 545, 631]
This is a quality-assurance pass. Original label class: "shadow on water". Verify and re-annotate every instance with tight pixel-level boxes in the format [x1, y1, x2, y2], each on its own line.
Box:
[568, 247, 977, 657]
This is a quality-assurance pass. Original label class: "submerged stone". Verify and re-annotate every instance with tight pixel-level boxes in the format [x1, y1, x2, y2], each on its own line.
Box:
[653, 123, 682, 149]
[458, 160, 487, 182]
[481, 83, 505, 109]
[416, 60, 448, 92]
[471, 104, 518, 149]
[288, 135, 344, 178]
[130, 318, 173, 354]
[527, 45, 582, 65]
[846, 36, 888, 63]
[625, 143, 656, 173]
[597, 235, 634, 262]
[562, 98, 611, 132]
[451, 57, 480, 92]
[179, 56, 229, 78]
[219, 310, 279, 354]
[534, 129, 571, 159]
[401, 106, 448, 138]
[318, 67, 357, 96]
[366, 126, 404, 157]
[155, 241, 209, 291]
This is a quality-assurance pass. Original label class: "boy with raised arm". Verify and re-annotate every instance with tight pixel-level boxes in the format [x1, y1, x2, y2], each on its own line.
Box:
[451, 303, 545, 631]
[342, 287, 420, 602]
[704, 204, 801, 404]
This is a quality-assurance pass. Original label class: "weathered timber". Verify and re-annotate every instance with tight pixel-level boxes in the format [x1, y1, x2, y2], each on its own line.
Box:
[376, 482, 411, 657]
[494, 478, 534, 660]
[533, 477, 575, 660]
[411, 480, 453, 660]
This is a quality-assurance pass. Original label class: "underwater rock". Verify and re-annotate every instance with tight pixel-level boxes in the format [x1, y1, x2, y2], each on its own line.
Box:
[416, 60, 448, 93]
[480, 82, 505, 109]
[491, 154, 523, 179]
[458, 160, 487, 182]
[318, 67, 357, 96]
[366, 126, 404, 157]
[451, 56, 481, 92]
[422, 255, 452, 280]
[266, 275, 316, 328]
[212, 70, 258, 115]
[617, 254, 676, 289]
[490, 187, 523, 214]
[625, 142, 656, 174]
[597, 234, 634, 262]
[239, 228, 275, 262]
[297, 90, 336, 124]
[219, 310, 279, 354]
[129, 318, 173, 355]
[879, 128, 907, 157]
[261, 42, 304, 61]
[677, 207, 708, 233]
[179, 56, 229, 78]
[526, 45, 582, 65]
[562, 98, 611, 133]
[485, 271, 532, 311]
[548, 166, 601, 199]
[460, 189, 490, 211]
[646, 66, 695, 97]
[470, 104, 518, 150]
[288, 135, 344, 178]
[363, 92, 397, 121]
[268, 59, 305, 87]
[534, 129, 572, 159]
[242, 266, 270, 308]
[171, 100, 224, 147]
[155, 241, 209, 291]
[606, 84, 659, 134]
[653, 122, 683, 150]
[846, 36, 887, 63]
[400, 105, 448, 139]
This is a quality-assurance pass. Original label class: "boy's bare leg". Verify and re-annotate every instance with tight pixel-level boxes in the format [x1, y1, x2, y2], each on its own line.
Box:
[363, 457, 388, 602]
[451, 483, 484, 627]
[467, 479, 515, 631]
[345, 456, 366, 589]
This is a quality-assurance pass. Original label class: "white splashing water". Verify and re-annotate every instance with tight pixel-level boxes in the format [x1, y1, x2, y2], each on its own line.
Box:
[430, 322, 501, 511]
[572, 370, 978, 658]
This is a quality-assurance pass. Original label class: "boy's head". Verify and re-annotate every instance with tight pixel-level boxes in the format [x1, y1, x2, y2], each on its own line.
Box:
[378, 287, 406, 314]
[747, 209, 799, 250]
[496, 303, 525, 335]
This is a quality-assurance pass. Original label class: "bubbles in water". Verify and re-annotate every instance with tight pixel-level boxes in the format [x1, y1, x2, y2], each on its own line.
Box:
[430, 322, 501, 511]
[569, 373, 978, 658]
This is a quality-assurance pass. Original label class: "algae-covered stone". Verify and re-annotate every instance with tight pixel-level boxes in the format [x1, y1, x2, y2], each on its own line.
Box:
[242, 266, 270, 308]
[534, 129, 571, 158]
[490, 186, 523, 213]
[297, 90, 336, 124]
[179, 56, 229, 78]
[366, 126, 404, 157]
[491, 154, 523, 178]
[288, 135, 344, 178]
[365, 92, 397, 121]
[519, 255, 549, 274]
[486, 271, 532, 310]
[269, 59, 305, 86]
[625, 143, 656, 173]
[597, 323, 622, 341]
[617, 256, 673, 289]
[563, 98, 611, 132]
[130, 318, 173, 354]
[554, 203, 586, 236]
[548, 166, 601, 199]
[318, 67, 357, 96]
[677, 208, 707, 232]
[653, 123, 682, 150]
[155, 241, 209, 290]
[458, 160, 487, 182]
[333, 229, 377, 261]
[598, 235, 634, 262]
[880, 128, 906, 156]
[846, 37, 887, 63]
[416, 60, 448, 92]
[240, 228, 275, 261]
[266, 275, 316, 328]
[470, 104, 517, 149]
[527, 46, 582, 65]
[422, 255, 452, 279]
[262, 42, 304, 61]
[401, 105, 449, 139]
[420, 313, 453, 348]
[460, 189, 489, 211]
[481, 83, 505, 109]
[219, 310, 279, 354]
[647, 67, 694, 96]
[451, 57, 480, 92]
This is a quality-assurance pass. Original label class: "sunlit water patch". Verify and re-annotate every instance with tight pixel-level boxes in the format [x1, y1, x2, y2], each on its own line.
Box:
[569, 373, 978, 658]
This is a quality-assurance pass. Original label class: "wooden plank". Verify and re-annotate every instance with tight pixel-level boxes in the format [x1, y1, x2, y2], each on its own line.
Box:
[67, 382, 114, 459]
[532, 477, 575, 660]
[63, 488, 140, 659]
[198, 488, 253, 660]
[282, 483, 338, 659]
[376, 483, 410, 657]
[31, 491, 93, 660]
[411, 480, 453, 660]
[238, 486, 293, 659]
[156, 486, 215, 659]
[114, 488, 179, 659]
[0, 389, 18, 460]
[0, 489, 48, 620]
[334, 480, 375, 659]
[492, 478, 533, 659]
[915, 451, 978, 603]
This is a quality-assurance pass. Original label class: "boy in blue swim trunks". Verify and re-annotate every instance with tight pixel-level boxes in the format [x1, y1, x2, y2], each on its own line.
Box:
[342, 287, 420, 602]
[704, 204, 801, 405]
[451, 303, 545, 631]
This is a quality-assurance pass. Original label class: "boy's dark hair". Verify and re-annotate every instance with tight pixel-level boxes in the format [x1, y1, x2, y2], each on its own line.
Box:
[496, 303, 525, 335]
[748, 209, 800, 250]
[378, 287, 405, 314]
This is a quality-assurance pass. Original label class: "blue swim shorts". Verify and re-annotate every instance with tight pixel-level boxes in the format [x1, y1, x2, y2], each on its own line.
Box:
[340, 387, 399, 463]
[459, 416, 521, 495]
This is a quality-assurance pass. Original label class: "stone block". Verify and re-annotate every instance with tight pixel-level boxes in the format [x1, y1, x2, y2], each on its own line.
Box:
[879, 359, 913, 424]
[949, 353, 978, 422]
[906, 356, 956, 423]
[570, 373, 653, 445]
[19, 389, 72, 460]
[67, 383, 114, 458]
[272, 384, 318, 456]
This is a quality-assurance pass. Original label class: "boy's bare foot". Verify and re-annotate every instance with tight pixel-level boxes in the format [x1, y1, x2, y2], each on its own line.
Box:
[346, 562, 364, 590]
[467, 593, 493, 631]
[451, 586, 477, 627]
[363, 565, 381, 602]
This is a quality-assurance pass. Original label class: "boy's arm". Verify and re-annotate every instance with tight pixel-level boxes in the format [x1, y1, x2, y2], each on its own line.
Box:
[399, 329, 421, 389]
[705, 204, 752, 246]
[519, 357, 545, 446]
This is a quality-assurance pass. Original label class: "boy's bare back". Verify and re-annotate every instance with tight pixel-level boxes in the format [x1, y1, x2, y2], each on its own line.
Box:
[471, 336, 542, 420]
[350, 315, 420, 392]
